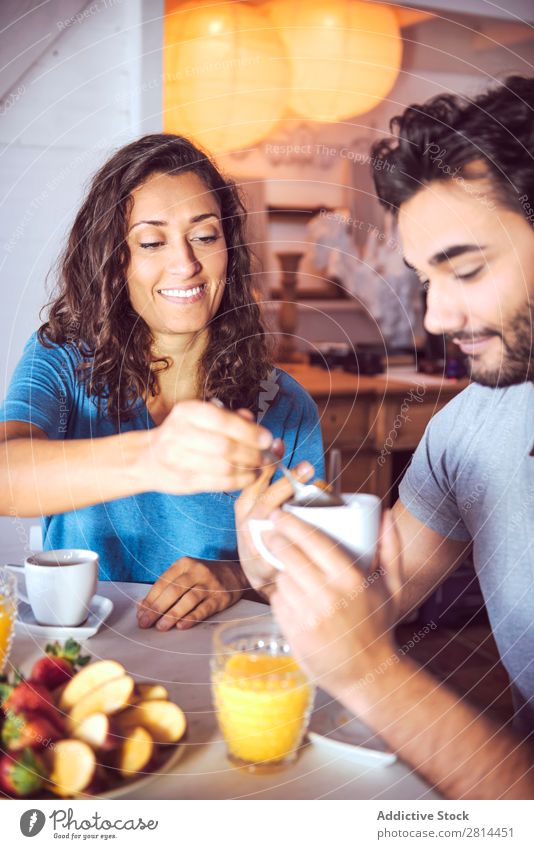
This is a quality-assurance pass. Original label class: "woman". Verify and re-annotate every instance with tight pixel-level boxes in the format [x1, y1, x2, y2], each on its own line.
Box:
[0, 134, 324, 630]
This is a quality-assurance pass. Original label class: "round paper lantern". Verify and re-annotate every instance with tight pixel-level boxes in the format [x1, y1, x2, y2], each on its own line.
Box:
[265, 0, 402, 122]
[164, 1, 290, 154]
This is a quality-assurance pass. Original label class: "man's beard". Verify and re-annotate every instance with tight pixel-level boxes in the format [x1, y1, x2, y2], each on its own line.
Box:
[448, 301, 534, 388]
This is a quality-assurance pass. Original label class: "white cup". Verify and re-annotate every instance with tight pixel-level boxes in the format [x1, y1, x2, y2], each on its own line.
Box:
[248, 493, 381, 573]
[7, 549, 99, 627]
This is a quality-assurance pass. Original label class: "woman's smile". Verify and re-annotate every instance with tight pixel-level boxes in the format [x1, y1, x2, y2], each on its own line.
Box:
[157, 282, 208, 305]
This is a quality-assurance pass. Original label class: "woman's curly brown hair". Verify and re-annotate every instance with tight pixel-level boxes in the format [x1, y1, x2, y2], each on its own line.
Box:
[38, 133, 272, 425]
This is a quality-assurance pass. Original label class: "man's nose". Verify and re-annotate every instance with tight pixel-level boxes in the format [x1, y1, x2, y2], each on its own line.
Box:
[424, 278, 466, 336]
[168, 239, 201, 279]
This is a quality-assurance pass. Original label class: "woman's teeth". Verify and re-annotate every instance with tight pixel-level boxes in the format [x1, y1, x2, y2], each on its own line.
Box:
[158, 284, 205, 298]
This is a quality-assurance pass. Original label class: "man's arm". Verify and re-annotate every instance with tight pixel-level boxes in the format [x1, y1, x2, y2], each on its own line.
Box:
[268, 511, 533, 800]
[345, 648, 533, 799]
[391, 499, 472, 620]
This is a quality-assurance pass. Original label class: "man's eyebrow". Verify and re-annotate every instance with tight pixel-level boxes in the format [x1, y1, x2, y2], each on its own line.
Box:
[429, 244, 485, 265]
[129, 212, 219, 232]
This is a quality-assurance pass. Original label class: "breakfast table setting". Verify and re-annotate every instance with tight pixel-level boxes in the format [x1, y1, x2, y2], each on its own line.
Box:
[2, 571, 439, 801]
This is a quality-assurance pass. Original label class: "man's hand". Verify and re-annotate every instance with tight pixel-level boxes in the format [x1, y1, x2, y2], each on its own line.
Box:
[136, 557, 248, 631]
[262, 510, 534, 801]
[268, 509, 402, 700]
[234, 459, 315, 599]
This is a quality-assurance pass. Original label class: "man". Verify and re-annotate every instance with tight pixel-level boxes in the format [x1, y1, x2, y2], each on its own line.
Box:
[235, 75, 534, 799]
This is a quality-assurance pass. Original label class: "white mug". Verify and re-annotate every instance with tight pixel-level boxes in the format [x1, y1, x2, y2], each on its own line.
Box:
[248, 493, 381, 572]
[7, 549, 99, 627]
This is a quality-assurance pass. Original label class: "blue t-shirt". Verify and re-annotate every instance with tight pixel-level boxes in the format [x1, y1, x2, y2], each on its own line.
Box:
[1, 333, 325, 583]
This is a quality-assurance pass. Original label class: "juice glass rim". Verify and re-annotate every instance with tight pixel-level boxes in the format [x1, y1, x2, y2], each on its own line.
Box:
[0, 565, 17, 597]
[212, 616, 290, 658]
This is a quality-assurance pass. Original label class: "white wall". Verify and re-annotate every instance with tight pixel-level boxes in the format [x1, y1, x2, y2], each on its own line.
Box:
[0, 0, 162, 562]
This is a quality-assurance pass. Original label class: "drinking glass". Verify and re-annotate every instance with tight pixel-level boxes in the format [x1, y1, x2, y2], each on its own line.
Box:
[0, 567, 18, 674]
[211, 618, 315, 770]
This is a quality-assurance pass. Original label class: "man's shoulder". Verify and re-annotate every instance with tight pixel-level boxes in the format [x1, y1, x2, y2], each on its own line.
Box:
[430, 381, 531, 429]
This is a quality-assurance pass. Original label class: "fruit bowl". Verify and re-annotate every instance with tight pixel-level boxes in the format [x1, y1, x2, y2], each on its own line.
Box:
[0, 641, 187, 800]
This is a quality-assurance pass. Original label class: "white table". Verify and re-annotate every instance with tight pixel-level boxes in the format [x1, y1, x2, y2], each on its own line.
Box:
[11, 581, 439, 800]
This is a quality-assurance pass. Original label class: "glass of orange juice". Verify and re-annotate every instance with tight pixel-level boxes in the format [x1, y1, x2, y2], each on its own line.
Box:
[211, 618, 315, 770]
[0, 567, 17, 674]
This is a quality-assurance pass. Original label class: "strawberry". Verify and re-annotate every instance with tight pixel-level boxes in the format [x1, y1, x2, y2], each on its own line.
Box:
[0, 677, 14, 707]
[31, 639, 89, 691]
[1, 710, 62, 752]
[0, 748, 47, 797]
[31, 657, 75, 691]
[4, 681, 59, 725]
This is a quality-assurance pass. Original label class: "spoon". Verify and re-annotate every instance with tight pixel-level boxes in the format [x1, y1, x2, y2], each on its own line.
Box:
[209, 396, 345, 509]
[263, 448, 345, 507]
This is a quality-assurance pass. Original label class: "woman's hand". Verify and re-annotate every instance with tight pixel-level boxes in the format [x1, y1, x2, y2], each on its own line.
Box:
[234, 459, 315, 599]
[136, 557, 247, 631]
[267, 510, 403, 702]
[133, 401, 274, 496]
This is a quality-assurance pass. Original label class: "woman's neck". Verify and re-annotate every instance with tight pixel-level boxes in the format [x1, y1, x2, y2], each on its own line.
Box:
[150, 329, 208, 409]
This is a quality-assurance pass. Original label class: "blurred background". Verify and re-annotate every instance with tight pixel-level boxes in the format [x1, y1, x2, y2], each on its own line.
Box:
[0, 0, 532, 608]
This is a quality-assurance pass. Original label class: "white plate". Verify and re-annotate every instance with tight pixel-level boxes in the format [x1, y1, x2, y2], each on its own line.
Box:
[74, 742, 186, 800]
[309, 688, 397, 766]
[15, 594, 113, 640]
[96, 742, 186, 799]
[13, 736, 187, 801]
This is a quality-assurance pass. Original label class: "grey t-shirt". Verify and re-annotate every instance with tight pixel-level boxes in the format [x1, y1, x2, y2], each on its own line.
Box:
[399, 381, 534, 737]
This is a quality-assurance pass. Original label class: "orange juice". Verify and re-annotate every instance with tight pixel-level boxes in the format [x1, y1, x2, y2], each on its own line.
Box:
[0, 595, 16, 673]
[213, 652, 313, 764]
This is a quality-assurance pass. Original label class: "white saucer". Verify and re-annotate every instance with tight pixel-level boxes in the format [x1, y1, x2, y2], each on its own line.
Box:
[309, 688, 397, 766]
[15, 594, 114, 640]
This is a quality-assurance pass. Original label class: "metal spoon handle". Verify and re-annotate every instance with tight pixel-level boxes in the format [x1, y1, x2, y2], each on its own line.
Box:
[209, 397, 341, 505]
[328, 448, 342, 496]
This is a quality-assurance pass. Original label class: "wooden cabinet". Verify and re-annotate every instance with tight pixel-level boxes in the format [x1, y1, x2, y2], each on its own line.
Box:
[280, 364, 468, 504]
[317, 396, 370, 448]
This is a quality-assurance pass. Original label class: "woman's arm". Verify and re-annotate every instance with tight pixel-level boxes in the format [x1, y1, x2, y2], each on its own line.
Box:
[1, 421, 147, 515]
[0, 402, 274, 516]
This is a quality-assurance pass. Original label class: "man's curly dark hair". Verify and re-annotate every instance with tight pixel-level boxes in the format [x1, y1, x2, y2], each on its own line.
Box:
[370, 75, 534, 224]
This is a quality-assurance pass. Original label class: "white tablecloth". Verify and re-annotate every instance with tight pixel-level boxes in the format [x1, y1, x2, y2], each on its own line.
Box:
[10, 581, 439, 800]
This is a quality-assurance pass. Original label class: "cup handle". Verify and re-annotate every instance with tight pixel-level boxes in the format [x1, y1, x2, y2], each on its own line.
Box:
[248, 519, 285, 572]
[5, 564, 30, 604]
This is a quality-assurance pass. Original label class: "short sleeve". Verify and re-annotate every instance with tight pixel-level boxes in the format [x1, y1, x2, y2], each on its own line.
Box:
[284, 389, 325, 481]
[261, 369, 325, 483]
[398, 399, 471, 542]
[0, 332, 78, 440]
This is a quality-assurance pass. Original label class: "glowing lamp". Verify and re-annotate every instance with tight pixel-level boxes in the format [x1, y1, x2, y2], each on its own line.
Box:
[265, 0, 402, 122]
[164, 1, 290, 153]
